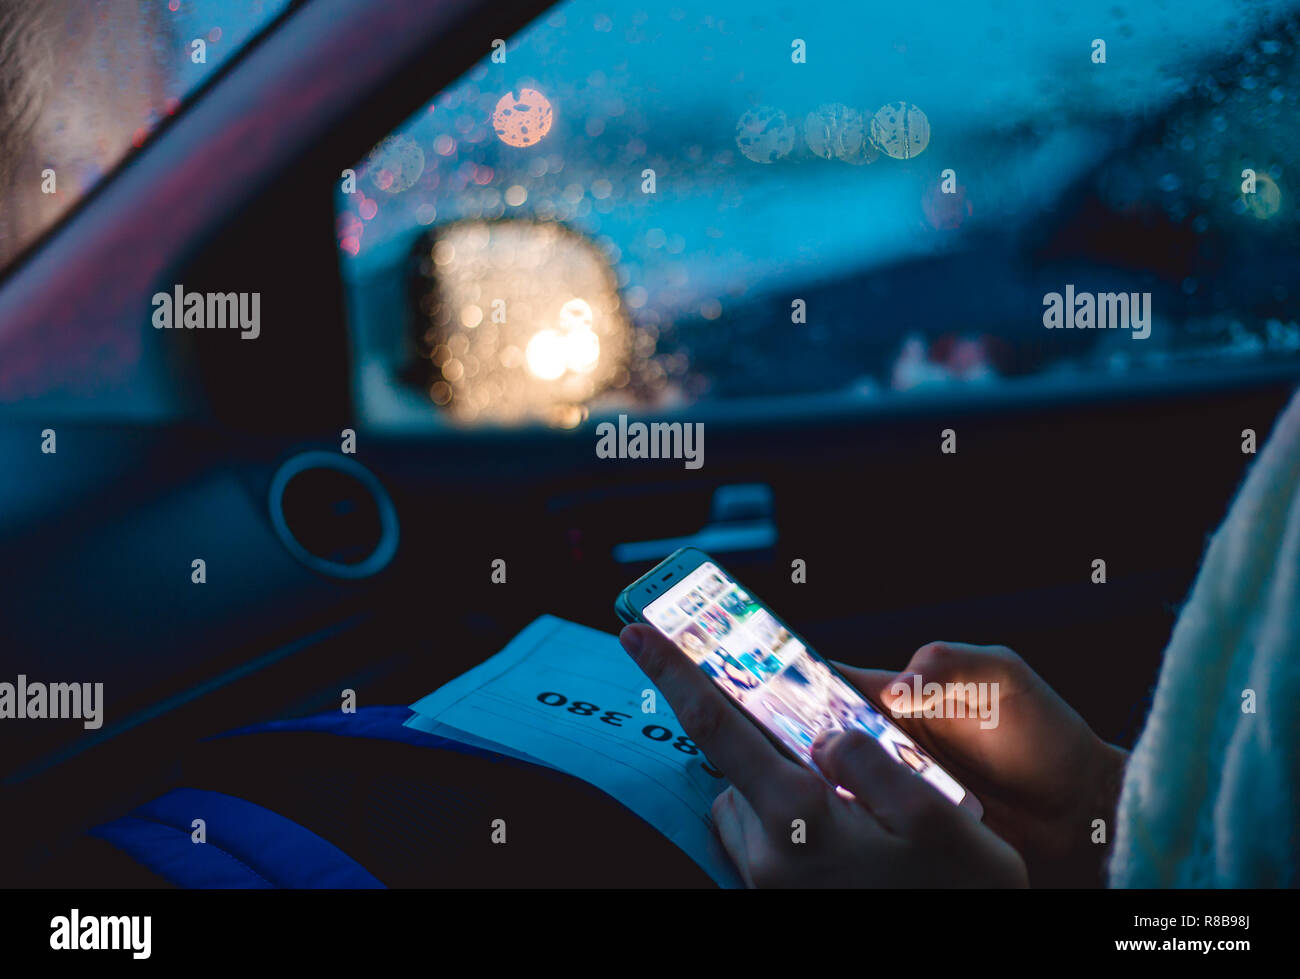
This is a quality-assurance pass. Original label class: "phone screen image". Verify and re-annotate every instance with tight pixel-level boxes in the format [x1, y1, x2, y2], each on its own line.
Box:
[642, 561, 969, 807]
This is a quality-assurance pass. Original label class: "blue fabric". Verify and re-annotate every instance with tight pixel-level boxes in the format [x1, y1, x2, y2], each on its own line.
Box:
[89, 707, 513, 888]
[91, 815, 274, 888]
[90, 786, 384, 889]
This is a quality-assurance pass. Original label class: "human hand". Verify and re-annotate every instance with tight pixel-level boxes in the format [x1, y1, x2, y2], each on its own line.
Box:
[619, 624, 1029, 888]
[841, 642, 1128, 886]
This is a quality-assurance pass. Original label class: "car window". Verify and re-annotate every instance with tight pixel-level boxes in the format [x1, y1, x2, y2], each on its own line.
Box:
[339, 0, 1300, 429]
[0, 0, 293, 272]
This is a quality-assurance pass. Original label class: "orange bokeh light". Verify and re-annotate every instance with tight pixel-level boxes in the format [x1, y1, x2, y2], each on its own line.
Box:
[492, 89, 554, 148]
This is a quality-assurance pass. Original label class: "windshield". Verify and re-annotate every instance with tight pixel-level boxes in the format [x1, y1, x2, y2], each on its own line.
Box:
[0, 0, 294, 272]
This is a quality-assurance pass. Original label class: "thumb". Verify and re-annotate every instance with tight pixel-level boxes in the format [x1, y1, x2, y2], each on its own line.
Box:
[831, 664, 915, 713]
[902, 642, 1018, 686]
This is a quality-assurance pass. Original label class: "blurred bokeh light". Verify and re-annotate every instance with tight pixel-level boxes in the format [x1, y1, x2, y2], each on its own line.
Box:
[411, 220, 629, 425]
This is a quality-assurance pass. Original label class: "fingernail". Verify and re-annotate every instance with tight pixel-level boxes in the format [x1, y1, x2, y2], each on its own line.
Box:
[620, 628, 644, 659]
[884, 672, 916, 704]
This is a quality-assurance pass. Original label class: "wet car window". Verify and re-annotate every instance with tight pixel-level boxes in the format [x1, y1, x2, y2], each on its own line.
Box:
[339, 0, 1300, 429]
[0, 0, 293, 271]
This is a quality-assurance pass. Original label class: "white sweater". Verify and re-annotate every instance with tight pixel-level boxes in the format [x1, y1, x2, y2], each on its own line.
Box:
[1110, 390, 1300, 887]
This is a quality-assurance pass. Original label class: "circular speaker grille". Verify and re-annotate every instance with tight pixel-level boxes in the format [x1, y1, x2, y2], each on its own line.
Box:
[268, 452, 398, 578]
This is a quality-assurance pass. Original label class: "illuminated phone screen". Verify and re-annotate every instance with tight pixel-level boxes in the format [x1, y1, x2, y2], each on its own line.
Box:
[643, 561, 968, 806]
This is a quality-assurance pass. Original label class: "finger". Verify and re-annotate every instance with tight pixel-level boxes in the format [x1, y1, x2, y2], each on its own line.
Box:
[826, 664, 932, 744]
[620, 624, 806, 814]
[812, 729, 951, 835]
[711, 787, 757, 888]
[834, 654, 1008, 720]
[832, 645, 1016, 694]
[882, 643, 1025, 724]
[902, 641, 1022, 687]
[830, 664, 903, 708]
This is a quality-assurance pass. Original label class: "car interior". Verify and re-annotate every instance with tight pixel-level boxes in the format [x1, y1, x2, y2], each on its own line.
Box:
[2, 0, 1298, 887]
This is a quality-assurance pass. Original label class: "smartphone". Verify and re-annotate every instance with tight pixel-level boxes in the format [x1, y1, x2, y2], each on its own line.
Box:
[616, 547, 982, 818]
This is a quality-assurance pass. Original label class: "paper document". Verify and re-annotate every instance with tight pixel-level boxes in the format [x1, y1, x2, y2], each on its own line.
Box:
[406, 615, 742, 887]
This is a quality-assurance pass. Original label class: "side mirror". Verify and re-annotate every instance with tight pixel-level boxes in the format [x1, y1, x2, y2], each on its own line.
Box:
[407, 219, 631, 426]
